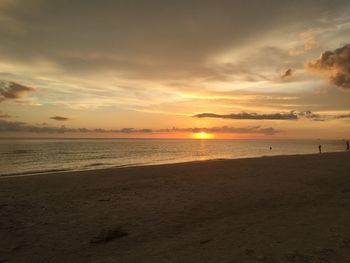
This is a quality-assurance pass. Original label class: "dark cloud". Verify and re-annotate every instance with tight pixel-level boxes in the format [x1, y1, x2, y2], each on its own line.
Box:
[0, 119, 279, 135]
[194, 112, 298, 120]
[281, 68, 293, 79]
[0, 112, 12, 118]
[297, 111, 350, 121]
[334, 113, 350, 119]
[193, 110, 344, 121]
[298, 110, 321, 119]
[0, 80, 35, 102]
[193, 126, 278, 135]
[117, 128, 152, 133]
[50, 116, 69, 121]
[119, 128, 134, 133]
[139, 129, 153, 133]
[0, 1, 348, 80]
[0, 120, 71, 133]
[306, 44, 350, 89]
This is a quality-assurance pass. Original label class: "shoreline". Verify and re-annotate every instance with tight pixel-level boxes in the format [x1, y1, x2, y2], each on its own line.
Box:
[1, 152, 350, 262]
[0, 150, 345, 178]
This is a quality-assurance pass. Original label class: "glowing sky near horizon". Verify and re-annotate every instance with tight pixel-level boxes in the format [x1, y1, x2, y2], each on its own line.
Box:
[0, 0, 350, 139]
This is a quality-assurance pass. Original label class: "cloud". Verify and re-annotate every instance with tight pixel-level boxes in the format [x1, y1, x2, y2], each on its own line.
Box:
[0, 80, 35, 102]
[117, 128, 152, 133]
[297, 111, 350, 121]
[298, 110, 321, 119]
[0, 112, 12, 118]
[194, 111, 298, 120]
[50, 116, 69, 121]
[299, 110, 324, 121]
[0, 0, 349, 132]
[0, 119, 279, 135]
[193, 110, 348, 122]
[334, 113, 350, 119]
[306, 44, 350, 89]
[0, 1, 348, 82]
[288, 31, 317, 56]
[192, 126, 278, 135]
[281, 68, 293, 79]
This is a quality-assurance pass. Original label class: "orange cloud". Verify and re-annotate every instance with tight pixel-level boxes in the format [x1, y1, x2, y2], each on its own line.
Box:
[0, 80, 35, 102]
[50, 116, 70, 121]
[280, 68, 294, 79]
[306, 44, 350, 89]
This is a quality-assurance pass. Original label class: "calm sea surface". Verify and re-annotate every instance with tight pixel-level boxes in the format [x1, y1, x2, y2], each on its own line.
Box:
[0, 139, 346, 176]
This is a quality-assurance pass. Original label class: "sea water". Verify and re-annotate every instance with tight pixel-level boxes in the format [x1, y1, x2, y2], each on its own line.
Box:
[0, 138, 346, 176]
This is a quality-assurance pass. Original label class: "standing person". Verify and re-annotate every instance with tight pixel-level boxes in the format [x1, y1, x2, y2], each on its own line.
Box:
[347, 140, 349, 151]
[318, 144, 322, 154]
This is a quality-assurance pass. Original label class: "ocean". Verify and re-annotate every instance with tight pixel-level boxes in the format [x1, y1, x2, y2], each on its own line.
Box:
[0, 139, 346, 176]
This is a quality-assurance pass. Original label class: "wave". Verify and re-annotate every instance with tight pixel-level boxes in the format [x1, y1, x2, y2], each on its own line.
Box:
[83, 163, 111, 167]
[0, 168, 72, 177]
[3, 149, 33, 155]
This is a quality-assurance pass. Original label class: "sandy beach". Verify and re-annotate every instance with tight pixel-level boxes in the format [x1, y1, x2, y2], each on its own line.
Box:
[1, 152, 350, 262]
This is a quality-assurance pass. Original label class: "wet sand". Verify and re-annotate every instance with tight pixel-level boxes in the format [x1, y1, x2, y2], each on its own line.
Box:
[1, 152, 350, 262]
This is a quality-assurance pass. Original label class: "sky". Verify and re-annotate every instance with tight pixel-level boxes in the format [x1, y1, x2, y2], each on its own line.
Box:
[0, 0, 350, 139]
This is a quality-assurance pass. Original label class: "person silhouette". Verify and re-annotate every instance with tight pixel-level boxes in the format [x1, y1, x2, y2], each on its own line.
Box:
[318, 144, 322, 154]
[347, 141, 349, 151]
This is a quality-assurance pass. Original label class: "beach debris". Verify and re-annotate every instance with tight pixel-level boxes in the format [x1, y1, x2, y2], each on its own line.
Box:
[10, 240, 25, 252]
[245, 248, 255, 256]
[199, 239, 212, 244]
[341, 238, 350, 248]
[98, 199, 111, 202]
[90, 226, 128, 244]
[0, 204, 9, 209]
[244, 249, 272, 262]
[286, 251, 314, 263]
[313, 248, 336, 262]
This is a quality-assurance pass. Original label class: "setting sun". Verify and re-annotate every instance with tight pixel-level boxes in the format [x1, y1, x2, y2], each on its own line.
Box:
[192, 131, 215, 139]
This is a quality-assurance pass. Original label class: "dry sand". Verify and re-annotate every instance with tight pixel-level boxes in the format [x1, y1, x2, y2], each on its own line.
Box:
[1, 152, 350, 262]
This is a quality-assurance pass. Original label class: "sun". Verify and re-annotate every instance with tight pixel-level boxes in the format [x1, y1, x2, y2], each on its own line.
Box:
[192, 131, 215, 139]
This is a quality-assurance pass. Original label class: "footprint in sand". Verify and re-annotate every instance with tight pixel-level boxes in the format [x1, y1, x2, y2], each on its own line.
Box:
[286, 251, 314, 263]
[313, 248, 336, 262]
